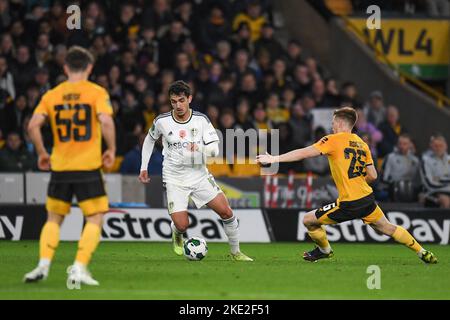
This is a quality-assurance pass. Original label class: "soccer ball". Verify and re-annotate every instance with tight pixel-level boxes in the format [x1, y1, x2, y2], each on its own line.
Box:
[183, 237, 208, 261]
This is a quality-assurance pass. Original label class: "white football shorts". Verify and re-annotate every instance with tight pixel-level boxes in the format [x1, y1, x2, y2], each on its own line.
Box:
[165, 174, 222, 214]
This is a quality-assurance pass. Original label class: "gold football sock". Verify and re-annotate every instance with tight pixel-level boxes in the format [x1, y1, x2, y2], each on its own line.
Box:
[75, 223, 101, 266]
[307, 226, 331, 251]
[392, 226, 422, 253]
[39, 221, 60, 261]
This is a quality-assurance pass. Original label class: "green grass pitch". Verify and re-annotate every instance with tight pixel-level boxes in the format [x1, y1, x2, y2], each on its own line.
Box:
[0, 241, 449, 300]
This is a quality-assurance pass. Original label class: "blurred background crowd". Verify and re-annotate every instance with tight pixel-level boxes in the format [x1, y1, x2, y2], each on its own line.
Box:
[0, 0, 448, 207]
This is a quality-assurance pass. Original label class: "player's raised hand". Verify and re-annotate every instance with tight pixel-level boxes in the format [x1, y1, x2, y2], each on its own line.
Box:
[37, 152, 51, 171]
[138, 170, 150, 184]
[102, 149, 116, 169]
[256, 152, 275, 165]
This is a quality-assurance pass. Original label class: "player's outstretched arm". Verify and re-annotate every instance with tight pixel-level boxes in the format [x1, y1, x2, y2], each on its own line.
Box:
[99, 113, 116, 169]
[138, 133, 156, 184]
[28, 113, 50, 171]
[256, 145, 321, 164]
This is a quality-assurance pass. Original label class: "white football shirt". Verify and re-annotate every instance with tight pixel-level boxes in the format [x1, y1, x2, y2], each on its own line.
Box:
[148, 110, 220, 187]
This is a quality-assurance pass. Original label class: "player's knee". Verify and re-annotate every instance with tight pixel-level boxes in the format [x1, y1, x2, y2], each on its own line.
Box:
[47, 212, 65, 225]
[303, 212, 316, 228]
[86, 212, 104, 226]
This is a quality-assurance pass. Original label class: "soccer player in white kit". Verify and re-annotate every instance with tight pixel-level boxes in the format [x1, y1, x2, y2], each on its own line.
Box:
[139, 81, 253, 261]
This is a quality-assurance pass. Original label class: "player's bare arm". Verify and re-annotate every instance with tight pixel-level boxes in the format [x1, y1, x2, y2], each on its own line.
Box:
[365, 164, 378, 183]
[256, 145, 321, 165]
[28, 113, 50, 171]
[98, 113, 116, 169]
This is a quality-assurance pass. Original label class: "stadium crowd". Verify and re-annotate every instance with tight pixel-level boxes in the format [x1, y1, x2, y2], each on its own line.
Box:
[0, 0, 449, 207]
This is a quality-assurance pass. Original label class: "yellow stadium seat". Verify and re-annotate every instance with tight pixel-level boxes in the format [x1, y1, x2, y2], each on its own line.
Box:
[325, 0, 353, 15]
[231, 158, 261, 177]
[207, 158, 233, 177]
[103, 156, 124, 173]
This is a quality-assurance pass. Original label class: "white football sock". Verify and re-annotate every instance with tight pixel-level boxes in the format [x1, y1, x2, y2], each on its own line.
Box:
[222, 215, 240, 255]
[38, 258, 50, 269]
[318, 245, 331, 254]
[417, 248, 426, 257]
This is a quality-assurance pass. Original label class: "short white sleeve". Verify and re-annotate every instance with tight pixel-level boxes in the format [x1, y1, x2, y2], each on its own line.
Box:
[149, 119, 162, 140]
[202, 117, 219, 145]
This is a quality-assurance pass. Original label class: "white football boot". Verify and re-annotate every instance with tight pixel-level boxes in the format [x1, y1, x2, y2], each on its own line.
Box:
[23, 265, 49, 283]
[67, 263, 99, 286]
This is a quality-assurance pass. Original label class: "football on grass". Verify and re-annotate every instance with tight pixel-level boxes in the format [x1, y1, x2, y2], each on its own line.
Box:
[183, 237, 208, 261]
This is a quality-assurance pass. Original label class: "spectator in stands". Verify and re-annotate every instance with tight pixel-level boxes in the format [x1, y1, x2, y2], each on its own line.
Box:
[158, 19, 188, 69]
[421, 134, 450, 208]
[305, 57, 323, 80]
[355, 108, 383, 151]
[363, 90, 386, 127]
[237, 71, 263, 108]
[360, 131, 378, 167]
[208, 74, 236, 109]
[2, 93, 30, 135]
[234, 98, 255, 131]
[206, 104, 220, 129]
[253, 104, 272, 131]
[0, 131, 35, 172]
[278, 122, 302, 173]
[47, 44, 67, 85]
[121, 134, 163, 175]
[219, 108, 237, 159]
[33, 67, 51, 96]
[324, 77, 340, 106]
[0, 33, 14, 61]
[289, 102, 312, 148]
[340, 81, 361, 108]
[425, 0, 450, 17]
[174, 51, 195, 82]
[311, 78, 336, 108]
[382, 134, 420, 200]
[142, 91, 157, 132]
[265, 92, 289, 124]
[285, 39, 304, 71]
[11, 45, 36, 93]
[254, 22, 284, 61]
[0, 0, 12, 31]
[215, 40, 233, 73]
[119, 89, 145, 135]
[292, 63, 312, 96]
[200, 5, 230, 53]
[377, 105, 406, 157]
[281, 85, 297, 109]
[141, 0, 173, 32]
[35, 33, 53, 67]
[0, 55, 15, 99]
[304, 126, 330, 175]
[232, 0, 267, 42]
[299, 92, 315, 126]
[272, 58, 290, 94]
[231, 21, 253, 54]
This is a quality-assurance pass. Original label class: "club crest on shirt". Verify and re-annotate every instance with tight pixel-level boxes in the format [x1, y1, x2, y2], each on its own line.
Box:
[191, 128, 198, 137]
[179, 130, 186, 138]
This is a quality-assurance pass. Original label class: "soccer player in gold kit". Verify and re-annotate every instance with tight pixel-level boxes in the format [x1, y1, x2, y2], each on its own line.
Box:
[257, 107, 437, 263]
[24, 46, 116, 285]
